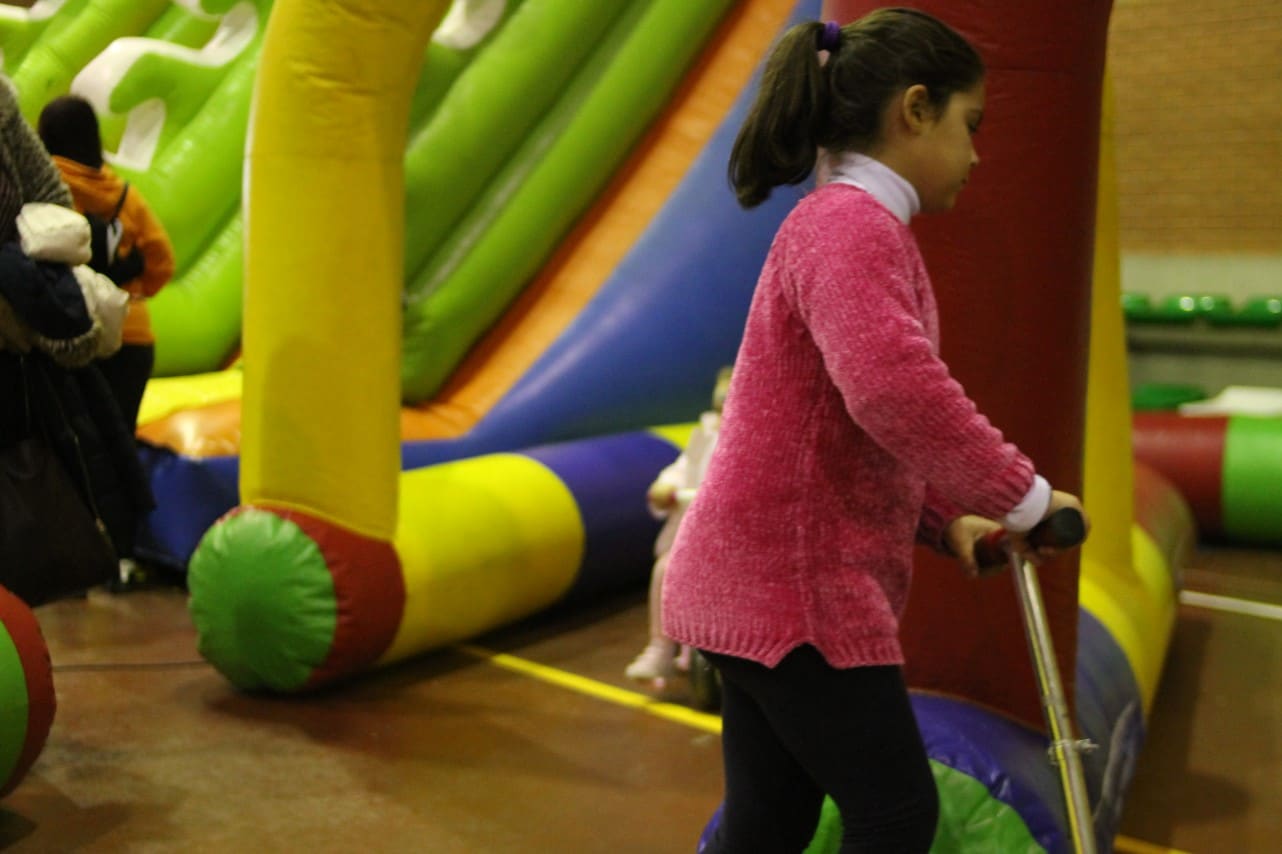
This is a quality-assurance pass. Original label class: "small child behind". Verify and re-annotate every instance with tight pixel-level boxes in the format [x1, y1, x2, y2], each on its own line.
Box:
[625, 366, 730, 686]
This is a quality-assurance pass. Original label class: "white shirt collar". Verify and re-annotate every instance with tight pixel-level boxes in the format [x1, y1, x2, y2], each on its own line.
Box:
[822, 151, 920, 225]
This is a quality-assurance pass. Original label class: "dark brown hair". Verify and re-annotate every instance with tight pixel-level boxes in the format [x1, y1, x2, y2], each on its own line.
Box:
[728, 8, 984, 208]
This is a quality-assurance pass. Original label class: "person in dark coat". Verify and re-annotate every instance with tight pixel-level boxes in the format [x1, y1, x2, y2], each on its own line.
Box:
[1, 74, 152, 571]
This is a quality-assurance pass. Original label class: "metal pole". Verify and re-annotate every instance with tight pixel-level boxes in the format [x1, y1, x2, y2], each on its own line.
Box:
[1009, 552, 1098, 854]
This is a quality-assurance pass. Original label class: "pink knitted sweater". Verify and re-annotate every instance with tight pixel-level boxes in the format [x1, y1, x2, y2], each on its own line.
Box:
[661, 184, 1036, 669]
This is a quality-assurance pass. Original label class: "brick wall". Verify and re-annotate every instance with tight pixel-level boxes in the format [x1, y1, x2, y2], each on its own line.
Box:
[1109, 0, 1282, 254]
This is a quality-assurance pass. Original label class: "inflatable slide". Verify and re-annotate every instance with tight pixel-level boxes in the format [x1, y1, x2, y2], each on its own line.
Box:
[2, 2, 1193, 851]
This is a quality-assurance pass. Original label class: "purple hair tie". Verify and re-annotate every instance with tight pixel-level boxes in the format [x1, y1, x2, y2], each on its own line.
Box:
[818, 20, 841, 53]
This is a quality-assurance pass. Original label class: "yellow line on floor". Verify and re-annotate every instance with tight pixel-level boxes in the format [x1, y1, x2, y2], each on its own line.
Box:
[460, 646, 1192, 854]
[1115, 834, 1194, 854]
[456, 644, 722, 734]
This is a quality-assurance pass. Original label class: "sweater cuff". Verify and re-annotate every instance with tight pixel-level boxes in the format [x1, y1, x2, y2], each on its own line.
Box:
[1000, 475, 1051, 533]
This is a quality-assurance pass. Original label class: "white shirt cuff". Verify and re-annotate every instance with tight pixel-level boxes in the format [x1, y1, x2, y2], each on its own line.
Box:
[1001, 475, 1052, 532]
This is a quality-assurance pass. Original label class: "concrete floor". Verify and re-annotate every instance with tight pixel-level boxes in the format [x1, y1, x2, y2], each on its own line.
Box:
[2, 544, 1279, 853]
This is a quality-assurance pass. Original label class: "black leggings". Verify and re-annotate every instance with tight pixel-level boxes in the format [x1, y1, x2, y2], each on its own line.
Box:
[701, 646, 939, 853]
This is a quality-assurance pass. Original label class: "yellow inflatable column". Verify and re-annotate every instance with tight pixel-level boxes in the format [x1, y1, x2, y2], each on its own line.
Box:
[242, 0, 443, 532]
[1082, 76, 1133, 589]
[1078, 75, 1179, 714]
[187, 0, 449, 692]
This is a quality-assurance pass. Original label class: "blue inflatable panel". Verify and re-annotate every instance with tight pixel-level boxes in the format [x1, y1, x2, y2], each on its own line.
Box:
[135, 443, 239, 570]
[908, 607, 1145, 852]
[1074, 610, 1145, 846]
[912, 692, 1068, 851]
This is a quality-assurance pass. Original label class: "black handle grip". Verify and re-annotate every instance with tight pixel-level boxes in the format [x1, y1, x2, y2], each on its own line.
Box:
[973, 507, 1087, 570]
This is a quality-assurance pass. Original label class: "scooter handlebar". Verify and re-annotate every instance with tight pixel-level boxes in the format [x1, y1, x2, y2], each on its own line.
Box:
[973, 508, 1087, 570]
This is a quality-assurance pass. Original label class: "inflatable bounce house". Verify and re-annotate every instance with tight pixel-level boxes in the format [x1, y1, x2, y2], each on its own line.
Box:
[2, 0, 1196, 850]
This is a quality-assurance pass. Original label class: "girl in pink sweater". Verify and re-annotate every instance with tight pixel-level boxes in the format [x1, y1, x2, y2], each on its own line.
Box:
[661, 10, 1087, 853]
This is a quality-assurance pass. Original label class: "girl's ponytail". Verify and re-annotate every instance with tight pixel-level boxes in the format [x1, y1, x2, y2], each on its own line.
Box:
[728, 10, 984, 211]
[728, 22, 831, 209]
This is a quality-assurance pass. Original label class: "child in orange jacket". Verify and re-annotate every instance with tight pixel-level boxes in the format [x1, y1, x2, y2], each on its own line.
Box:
[38, 94, 175, 437]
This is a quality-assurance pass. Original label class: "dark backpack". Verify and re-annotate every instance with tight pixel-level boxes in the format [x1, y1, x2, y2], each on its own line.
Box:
[86, 183, 143, 285]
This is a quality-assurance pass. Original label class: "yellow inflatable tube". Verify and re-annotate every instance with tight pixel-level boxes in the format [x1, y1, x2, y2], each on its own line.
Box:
[240, 0, 448, 541]
[190, 2, 704, 693]
[385, 453, 585, 661]
[186, 0, 450, 691]
[1078, 77, 1177, 716]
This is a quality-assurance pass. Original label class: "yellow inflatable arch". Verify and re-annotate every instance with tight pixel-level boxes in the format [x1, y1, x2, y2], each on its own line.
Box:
[192, 0, 453, 689]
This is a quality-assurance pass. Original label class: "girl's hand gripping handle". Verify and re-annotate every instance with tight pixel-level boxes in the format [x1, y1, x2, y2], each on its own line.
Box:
[973, 508, 1088, 572]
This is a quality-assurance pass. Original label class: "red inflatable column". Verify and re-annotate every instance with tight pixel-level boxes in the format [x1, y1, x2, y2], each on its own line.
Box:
[823, 0, 1112, 729]
[1132, 412, 1227, 538]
